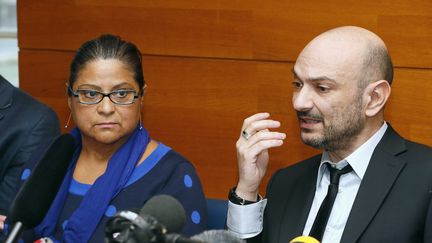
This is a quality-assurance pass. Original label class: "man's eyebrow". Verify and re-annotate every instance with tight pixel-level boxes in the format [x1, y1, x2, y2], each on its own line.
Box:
[291, 68, 298, 79]
[309, 76, 336, 83]
[291, 68, 336, 83]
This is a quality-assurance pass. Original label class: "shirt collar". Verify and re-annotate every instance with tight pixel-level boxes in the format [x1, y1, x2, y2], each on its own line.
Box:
[317, 122, 388, 185]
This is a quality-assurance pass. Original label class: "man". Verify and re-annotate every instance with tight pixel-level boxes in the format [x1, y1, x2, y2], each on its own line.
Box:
[0, 75, 60, 228]
[227, 26, 432, 242]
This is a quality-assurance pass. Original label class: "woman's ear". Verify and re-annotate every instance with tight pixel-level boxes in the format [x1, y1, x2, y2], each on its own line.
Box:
[140, 84, 147, 104]
[65, 83, 72, 109]
[364, 80, 391, 117]
[67, 97, 72, 109]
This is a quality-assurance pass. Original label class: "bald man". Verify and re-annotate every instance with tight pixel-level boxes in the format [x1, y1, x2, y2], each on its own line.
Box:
[227, 26, 432, 243]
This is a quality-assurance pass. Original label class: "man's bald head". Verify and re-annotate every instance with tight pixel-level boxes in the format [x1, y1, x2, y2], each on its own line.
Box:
[297, 26, 393, 89]
[292, 26, 393, 152]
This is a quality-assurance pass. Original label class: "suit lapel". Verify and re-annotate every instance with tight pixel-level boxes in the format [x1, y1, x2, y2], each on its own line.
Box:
[279, 157, 320, 241]
[341, 126, 407, 242]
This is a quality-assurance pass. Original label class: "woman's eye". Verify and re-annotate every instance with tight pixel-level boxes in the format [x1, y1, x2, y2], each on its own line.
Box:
[84, 90, 98, 98]
[114, 90, 129, 98]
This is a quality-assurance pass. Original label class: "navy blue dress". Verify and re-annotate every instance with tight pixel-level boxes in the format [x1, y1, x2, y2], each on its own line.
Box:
[16, 143, 207, 242]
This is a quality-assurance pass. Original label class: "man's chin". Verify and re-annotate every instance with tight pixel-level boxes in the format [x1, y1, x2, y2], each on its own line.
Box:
[300, 133, 325, 149]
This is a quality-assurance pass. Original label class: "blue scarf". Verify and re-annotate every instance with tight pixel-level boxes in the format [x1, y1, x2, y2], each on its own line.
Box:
[34, 126, 150, 242]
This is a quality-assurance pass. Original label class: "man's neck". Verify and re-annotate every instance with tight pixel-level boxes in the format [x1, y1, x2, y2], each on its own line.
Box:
[327, 120, 385, 162]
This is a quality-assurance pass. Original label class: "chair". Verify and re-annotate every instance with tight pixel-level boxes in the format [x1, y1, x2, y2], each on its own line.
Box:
[206, 198, 228, 230]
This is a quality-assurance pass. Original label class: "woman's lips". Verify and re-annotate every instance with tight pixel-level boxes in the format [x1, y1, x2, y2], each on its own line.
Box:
[95, 122, 118, 129]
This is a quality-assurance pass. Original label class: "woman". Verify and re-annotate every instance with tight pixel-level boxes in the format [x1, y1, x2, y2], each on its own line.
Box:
[19, 34, 207, 242]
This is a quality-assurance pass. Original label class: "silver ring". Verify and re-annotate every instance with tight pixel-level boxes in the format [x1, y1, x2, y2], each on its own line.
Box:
[242, 129, 251, 140]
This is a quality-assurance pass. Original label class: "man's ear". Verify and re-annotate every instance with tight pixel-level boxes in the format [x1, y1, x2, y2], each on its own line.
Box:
[364, 80, 391, 117]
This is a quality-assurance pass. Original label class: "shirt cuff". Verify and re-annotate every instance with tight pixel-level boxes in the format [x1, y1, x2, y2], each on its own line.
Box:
[226, 198, 267, 239]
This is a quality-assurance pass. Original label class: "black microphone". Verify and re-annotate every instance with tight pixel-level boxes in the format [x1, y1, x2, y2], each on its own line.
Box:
[140, 194, 186, 234]
[105, 194, 187, 243]
[5, 134, 76, 243]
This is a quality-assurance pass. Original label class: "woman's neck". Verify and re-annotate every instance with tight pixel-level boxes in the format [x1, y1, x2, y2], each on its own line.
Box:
[80, 138, 122, 162]
[73, 136, 127, 184]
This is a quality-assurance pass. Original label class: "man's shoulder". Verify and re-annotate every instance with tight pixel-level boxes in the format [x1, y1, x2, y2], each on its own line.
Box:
[285, 154, 321, 170]
[404, 139, 432, 153]
[399, 139, 432, 168]
[11, 87, 53, 113]
[273, 154, 322, 178]
[383, 126, 432, 159]
[7, 87, 59, 130]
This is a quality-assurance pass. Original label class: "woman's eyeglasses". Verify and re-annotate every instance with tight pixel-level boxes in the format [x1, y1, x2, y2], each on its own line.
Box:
[68, 87, 140, 105]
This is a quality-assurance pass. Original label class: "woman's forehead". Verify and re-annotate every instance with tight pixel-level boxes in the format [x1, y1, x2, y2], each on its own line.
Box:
[75, 59, 138, 89]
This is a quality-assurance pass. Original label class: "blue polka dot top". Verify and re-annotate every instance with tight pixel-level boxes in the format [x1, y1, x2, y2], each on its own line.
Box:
[19, 143, 207, 242]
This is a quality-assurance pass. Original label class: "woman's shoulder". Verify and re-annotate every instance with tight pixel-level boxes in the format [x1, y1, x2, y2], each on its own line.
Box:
[147, 142, 195, 170]
[160, 147, 192, 165]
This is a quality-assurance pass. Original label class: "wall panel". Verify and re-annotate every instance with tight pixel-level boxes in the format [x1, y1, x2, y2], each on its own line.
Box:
[17, 0, 432, 198]
[19, 49, 432, 197]
[18, 0, 432, 67]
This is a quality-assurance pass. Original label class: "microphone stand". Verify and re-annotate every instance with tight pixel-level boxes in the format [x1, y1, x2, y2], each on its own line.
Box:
[5, 221, 23, 243]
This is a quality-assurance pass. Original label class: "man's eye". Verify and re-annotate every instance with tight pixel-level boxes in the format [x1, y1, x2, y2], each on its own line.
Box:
[292, 81, 303, 89]
[317, 85, 330, 92]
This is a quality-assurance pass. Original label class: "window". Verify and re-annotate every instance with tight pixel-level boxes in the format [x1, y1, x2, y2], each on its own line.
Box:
[0, 0, 18, 86]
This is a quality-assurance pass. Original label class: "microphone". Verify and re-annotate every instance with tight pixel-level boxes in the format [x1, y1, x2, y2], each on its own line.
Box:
[164, 234, 204, 243]
[105, 194, 187, 243]
[190, 229, 245, 243]
[106, 195, 244, 243]
[140, 194, 186, 234]
[290, 236, 320, 243]
[5, 134, 76, 243]
[165, 229, 246, 243]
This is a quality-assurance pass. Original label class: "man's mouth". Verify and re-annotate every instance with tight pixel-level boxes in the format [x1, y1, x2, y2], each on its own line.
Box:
[297, 112, 323, 129]
[299, 117, 322, 124]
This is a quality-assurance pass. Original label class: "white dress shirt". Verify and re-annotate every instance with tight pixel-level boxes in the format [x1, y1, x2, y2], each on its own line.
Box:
[227, 123, 388, 242]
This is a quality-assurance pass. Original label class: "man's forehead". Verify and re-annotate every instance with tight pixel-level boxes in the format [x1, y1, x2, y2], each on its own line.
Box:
[295, 41, 364, 80]
[293, 56, 361, 87]
[293, 55, 338, 80]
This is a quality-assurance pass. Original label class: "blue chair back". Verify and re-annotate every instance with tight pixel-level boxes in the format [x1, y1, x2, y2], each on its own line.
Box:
[206, 198, 228, 230]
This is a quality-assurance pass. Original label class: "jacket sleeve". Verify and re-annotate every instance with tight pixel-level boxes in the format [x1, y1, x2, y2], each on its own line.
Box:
[0, 107, 60, 214]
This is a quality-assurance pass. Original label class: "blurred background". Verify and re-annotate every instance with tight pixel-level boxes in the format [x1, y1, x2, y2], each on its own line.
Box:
[2, 0, 431, 198]
[0, 0, 18, 86]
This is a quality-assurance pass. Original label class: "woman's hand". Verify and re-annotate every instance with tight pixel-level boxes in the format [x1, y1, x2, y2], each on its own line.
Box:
[235, 112, 286, 201]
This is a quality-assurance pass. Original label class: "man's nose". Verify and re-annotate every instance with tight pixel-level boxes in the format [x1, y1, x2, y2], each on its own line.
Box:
[292, 87, 314, 112]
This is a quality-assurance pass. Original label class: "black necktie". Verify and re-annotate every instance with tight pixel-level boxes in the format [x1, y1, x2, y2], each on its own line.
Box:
[309, 163, 353, 241]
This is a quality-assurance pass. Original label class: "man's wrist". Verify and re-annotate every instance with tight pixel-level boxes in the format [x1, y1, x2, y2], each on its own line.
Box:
[228, 186, 261, 205]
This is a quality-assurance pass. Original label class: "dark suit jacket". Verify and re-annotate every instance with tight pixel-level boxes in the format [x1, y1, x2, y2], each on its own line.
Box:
[0, 75, 60, 214]
[255, 125, 432, 243]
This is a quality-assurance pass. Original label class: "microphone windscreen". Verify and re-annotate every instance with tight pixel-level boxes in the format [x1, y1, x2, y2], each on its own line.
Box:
[290, 236, 320, 243]
[140, 194, 186, 234]
[191, 229, 245, 243]
[9, 134, 76, 228]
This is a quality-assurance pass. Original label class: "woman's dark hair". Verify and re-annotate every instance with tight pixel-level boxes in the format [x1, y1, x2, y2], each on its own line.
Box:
[68, 34, 144, 92]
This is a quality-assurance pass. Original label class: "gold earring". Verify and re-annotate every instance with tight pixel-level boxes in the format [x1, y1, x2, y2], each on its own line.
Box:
[64, 112, 72, 129]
